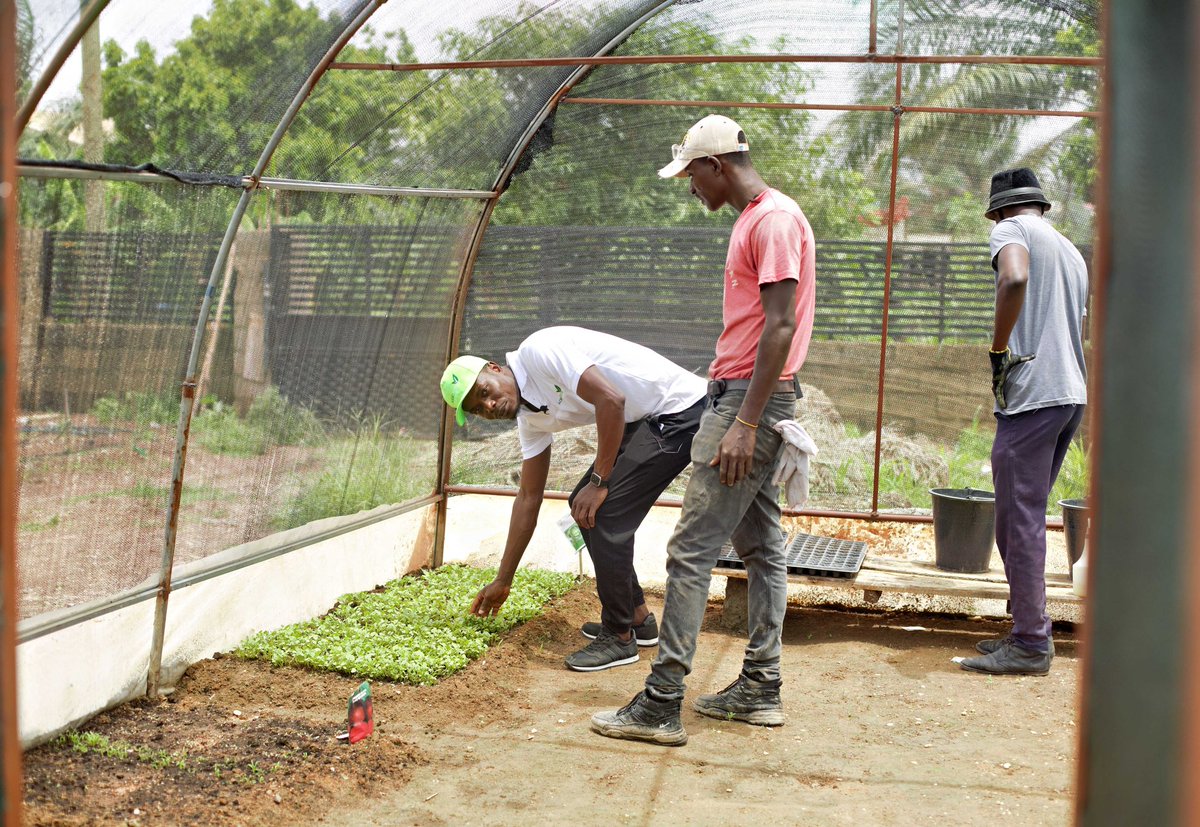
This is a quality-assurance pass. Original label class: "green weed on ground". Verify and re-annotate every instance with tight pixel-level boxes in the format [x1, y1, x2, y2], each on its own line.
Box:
[275, 420, 437, 529]
[90, 387, 323, 458]
[54, 730, 188, 770]
[847, 419, 1088, 514]
[234, 565, 576, 684]
[90, 391, 177, 427]
[192, 389, 323, 457]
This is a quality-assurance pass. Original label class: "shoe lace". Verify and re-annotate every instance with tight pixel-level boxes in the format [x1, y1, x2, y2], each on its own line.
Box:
[618, 692, 647, 716]
[593, 628, 633, 647]
[716, 676, 745, 695]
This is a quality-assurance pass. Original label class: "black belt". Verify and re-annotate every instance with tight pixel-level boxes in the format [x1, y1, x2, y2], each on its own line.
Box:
[707, 377, 802, 398]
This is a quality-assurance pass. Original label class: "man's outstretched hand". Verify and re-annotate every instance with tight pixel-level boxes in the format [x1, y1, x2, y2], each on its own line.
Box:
[470, 579, 510, 617]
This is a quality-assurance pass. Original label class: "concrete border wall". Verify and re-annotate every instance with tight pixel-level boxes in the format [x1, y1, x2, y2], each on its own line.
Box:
[17, 503, 434, 746]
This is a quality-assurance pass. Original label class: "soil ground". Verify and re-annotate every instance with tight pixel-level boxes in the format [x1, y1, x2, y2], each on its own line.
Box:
[23, 585, 1080, 827]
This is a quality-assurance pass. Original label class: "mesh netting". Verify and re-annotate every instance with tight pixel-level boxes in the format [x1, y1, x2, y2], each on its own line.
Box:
[15, 181, 237, 618]
[171, 191, 479, 571]
[19, 0, 377, 176]
[14, 0, 1100, 621]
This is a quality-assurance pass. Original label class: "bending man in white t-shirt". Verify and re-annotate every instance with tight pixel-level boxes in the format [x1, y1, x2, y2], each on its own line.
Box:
[440, 326, 708, 672]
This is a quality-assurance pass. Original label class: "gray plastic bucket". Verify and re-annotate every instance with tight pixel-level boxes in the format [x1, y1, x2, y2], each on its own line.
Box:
[1058, 498, 1090, 576]
[930, 488, 996, 573]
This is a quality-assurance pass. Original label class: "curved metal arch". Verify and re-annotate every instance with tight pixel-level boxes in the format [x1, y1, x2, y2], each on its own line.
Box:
[15, 0, 112, 134]
[431, 0, 681, 567]
[146, 0, 388, 697]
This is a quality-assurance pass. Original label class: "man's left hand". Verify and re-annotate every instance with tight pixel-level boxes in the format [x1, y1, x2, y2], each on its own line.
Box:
[571, 483, 608, 530]
[990, 347, 1035, 409]
[711, 420, 757, 486]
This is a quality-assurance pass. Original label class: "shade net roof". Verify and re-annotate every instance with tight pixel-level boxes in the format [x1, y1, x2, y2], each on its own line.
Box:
[15, 0, 1100, 621]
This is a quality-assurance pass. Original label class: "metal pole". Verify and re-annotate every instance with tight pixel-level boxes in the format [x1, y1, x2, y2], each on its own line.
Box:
[329, 53, 1102, 72]
[560, 97, 1099, 119]
[145, 0, 387, 698]
[14, 0, 111, 133]
[869, 63, 904, 516]
[0, 0, 23, 821]
[1072, 2, 1110, 817]
[17, 165, 499, 198]
[868, 0, 877, 55]
[146, 187, 252, 698]
[1078, 0, 1197, 822]
[1183, 2, 1200, 821]
[443, 486, 1078, 529]
[432, 0, 680, 569]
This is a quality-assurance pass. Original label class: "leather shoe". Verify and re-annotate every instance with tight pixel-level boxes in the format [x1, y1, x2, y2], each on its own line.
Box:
[958, 641, 1051, 676]
[976, 635, 1055, 658]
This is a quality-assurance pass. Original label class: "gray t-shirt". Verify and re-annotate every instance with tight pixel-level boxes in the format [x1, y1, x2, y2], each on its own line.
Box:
[989, 214, 1089, 415]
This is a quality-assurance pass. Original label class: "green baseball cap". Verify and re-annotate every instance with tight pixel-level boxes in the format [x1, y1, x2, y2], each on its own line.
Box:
[440, 355, 488, 426]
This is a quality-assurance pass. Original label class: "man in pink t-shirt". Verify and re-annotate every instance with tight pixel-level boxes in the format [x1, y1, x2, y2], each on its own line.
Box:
[593, 114, 815, 747]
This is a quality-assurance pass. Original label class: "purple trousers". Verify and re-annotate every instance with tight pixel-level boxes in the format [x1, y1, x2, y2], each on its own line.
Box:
[992, 404, 1085, 652]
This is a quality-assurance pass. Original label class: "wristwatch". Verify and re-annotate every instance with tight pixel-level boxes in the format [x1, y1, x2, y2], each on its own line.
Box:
[589, 471, 609, 489]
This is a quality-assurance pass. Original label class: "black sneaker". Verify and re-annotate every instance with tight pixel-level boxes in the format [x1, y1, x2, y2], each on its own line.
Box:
[957, 641, 1052, 676]
[693, 673, 785, 727]
[976, 635, 1056, 657]
[565, 628, 639, 672]
[581, 613, 659, 647]
[591, 690, 687, 746]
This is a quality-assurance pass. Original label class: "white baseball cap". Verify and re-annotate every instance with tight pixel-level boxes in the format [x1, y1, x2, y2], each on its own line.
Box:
[657, 114, 750, 178]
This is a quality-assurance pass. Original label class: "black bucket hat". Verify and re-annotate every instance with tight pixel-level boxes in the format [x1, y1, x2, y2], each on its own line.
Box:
[985, 167, 1052, 218]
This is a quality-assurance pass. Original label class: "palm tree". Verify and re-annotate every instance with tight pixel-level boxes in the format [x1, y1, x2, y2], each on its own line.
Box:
[838, 0, 1100, 239]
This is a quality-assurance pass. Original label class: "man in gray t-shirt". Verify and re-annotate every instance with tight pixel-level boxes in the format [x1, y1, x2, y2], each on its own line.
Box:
[957, 168, 1088, 677]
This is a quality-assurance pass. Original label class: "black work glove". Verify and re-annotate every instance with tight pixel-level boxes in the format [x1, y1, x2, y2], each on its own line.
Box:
[989, 347, 1035, 409]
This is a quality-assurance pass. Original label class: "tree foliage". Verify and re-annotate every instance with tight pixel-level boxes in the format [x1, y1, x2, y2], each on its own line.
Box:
[487, 12, 877, 238]
[838, 0, 1101, 240]
[19, 0, 878, 236]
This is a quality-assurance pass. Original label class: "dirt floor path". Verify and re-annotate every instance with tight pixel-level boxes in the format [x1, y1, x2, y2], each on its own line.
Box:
[23, 586, 1079, 826]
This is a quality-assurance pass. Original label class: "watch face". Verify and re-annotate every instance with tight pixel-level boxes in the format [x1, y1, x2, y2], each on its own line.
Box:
[590, 472, 602, 486]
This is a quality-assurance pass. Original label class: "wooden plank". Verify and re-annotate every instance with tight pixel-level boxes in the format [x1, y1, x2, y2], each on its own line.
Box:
[718, 556, 1082, 604]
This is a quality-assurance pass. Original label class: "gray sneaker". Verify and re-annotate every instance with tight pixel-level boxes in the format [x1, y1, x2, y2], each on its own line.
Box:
[565, 628, 639, 672]
[581, 613, 659, 647]
[976, 635, 1056, 657]
[693, 673, 785, 727]
[591, 691, 687, 746]
[958, 641, 1052, 676]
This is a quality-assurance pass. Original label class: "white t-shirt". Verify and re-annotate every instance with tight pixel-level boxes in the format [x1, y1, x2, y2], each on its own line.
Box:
[509, 327, 708, 459]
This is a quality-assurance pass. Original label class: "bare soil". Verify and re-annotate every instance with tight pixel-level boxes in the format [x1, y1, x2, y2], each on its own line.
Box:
[22, 585, 1080, 827]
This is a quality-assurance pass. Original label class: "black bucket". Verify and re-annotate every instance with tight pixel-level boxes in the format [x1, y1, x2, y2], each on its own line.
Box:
[930, 488, 996, 573]
[1058, 498, 1090, 575]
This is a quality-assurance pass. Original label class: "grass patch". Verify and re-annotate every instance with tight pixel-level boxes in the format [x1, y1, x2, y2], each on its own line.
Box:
[845, 419, 1088, 514]
[124, 481, 224, 506]
[20, 515, 62, 533]
[234, 565, 575, 684]
[1050, 438, 1089, 506]
[275, 421, 437, 529]
[191, 389, 323, 457]
[54, 730, 188, 770]
[90, 391, 177, 427]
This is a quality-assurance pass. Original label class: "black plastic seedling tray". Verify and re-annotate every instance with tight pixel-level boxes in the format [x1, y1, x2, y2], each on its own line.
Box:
[715, 532, 868, 579]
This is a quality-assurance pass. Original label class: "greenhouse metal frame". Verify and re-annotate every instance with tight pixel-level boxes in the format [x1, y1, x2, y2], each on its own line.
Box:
[4, 0, 1200, 823]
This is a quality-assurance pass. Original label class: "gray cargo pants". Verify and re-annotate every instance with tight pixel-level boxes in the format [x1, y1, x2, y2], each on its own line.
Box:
[645, 387, 793, 701]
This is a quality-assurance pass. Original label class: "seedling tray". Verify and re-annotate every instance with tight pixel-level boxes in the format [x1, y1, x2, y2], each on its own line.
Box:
[715, 532, 868, 579]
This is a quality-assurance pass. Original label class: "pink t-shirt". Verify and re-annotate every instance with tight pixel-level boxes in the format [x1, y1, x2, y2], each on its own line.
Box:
[709, 188, 816, 380]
